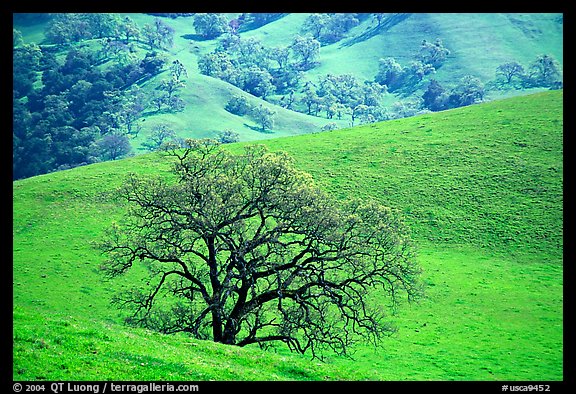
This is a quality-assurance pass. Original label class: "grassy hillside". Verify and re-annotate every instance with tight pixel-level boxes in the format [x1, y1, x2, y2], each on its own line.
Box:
[14, 12, 562, 152]
[254, 90, 563, 256]
[13, 91, 563, 381]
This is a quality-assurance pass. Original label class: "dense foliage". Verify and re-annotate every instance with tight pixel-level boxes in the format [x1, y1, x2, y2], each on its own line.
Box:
[12, 14, 184, 180]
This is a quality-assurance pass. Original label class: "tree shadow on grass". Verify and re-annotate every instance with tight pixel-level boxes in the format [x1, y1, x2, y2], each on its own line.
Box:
[339, 13, 412, 48]
[243, 123, 274, 134]
[181, 34, 215, 42]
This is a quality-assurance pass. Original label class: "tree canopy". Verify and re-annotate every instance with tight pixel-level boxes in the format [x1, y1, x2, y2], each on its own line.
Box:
[99, 140, 422, 358]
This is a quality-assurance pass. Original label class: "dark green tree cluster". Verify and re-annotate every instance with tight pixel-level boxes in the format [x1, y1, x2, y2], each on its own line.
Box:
[422, 76, 485, 112]
[13, 15, 180, 180]
[44, 13, 125, 45]
[198, 33, 318, 99]
[299, 76, 387, 126]
[224, 95, 276, 132]
[193, 13, 231, 39]
[142, 18, 175, 50]
[216, 129, 240, 144]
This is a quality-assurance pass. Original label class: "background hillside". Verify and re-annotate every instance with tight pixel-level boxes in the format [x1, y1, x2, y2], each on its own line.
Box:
[13, 12, 563, 180]
[13, 91, 563, 381]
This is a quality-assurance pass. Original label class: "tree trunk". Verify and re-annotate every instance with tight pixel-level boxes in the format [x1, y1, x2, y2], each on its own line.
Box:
[211, 309, 223, 343]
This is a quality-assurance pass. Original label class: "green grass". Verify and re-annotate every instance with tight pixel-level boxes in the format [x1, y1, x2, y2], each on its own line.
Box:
[13, 91, 563, 381]
[13, 306, 359, 381]
[251, 90, 563, 257]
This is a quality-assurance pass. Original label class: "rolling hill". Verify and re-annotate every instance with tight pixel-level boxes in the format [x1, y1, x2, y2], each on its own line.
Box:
[13, 12, 563, 152]
[13, 90, 563, 381]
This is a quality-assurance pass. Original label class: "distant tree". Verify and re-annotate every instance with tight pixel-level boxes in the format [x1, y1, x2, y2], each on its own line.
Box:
[216, 129, 240, 144]
[236, 37, 267, 68]
[400, 61, 435, 89]
[117, 85, 148, 136]
[527, 54, 562, 88]
[290, 35, 320, 70]
[158, 77, 186, 101]
[422, 79, 446, 111]
[270, 66, 302, 94]
[241, 66, 276, 99]
[166, 96, 186, 113]
[45, 13, 122, 42]
[118, 16, 141, 43]
[448, 75, 485, 107]
[218, 32, 242, 52]
[150, 92, 167, 112]
[390, 97, 425, 120]
[251, 104, 276, 131]
[44, 13, 92, 45]
[99, 140, 421, 359]
[142, 18, 175, 50]
[300, 82, 321, 115]
[351, 104, 369, 126]
[375, 57, 403, 91]
[225, 95, 252, 116]
[317, 74, 365, 122]
[141, 124, 177, 152]
[150, 76, 187, 113]
[198, 51, 236, 80]
[496, 61, 525, 85]
[193, 13, 230, 39]
[322, 100, 352, 120]
[96, 133, 132, 161]
[361, 81, 387, 107]
[268, 46, 291, 70]
[278, 89, 296, 110]
[417, 38, 450, 69]
[50, 125, 98, 169]
[302, 14, 331, 40]
[140, 51, 167, 76]
[322, 13, 359, 43]
[303, 13, 359, 44]
[170, 59, 188, 82]
[85, 13, 122, 39]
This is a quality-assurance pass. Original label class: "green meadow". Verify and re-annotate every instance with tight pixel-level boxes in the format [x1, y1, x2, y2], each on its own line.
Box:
[13, 90, 563, 381]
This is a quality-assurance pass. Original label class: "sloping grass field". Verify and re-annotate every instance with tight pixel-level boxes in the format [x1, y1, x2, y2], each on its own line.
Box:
[13, 90, 563, 381]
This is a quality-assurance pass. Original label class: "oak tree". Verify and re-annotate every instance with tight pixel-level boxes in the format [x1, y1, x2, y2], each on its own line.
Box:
[99, 140, 422, 358]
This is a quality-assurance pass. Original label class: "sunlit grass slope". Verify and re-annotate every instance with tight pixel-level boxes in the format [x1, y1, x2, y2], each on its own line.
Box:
[13, 90, 563, 381]
[255, 90, 563, 257]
